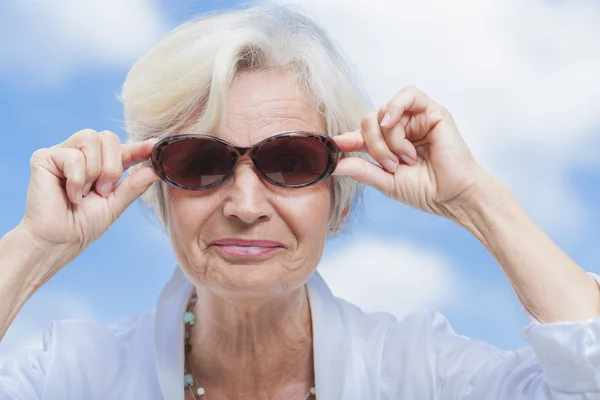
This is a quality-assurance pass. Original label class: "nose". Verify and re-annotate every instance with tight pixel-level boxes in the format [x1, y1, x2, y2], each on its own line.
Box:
[222, 161, 273, 225]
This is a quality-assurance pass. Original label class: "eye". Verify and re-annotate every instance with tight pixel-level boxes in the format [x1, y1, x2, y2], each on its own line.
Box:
[186, 156, 227, 175]
[279, 156, 308, 174]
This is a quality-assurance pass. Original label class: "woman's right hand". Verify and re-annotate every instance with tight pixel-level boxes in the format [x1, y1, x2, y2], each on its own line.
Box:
[18, 129, 160, 270]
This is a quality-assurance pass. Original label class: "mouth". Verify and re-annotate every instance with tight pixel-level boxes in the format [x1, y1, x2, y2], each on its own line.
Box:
[211, 238, 285, 257]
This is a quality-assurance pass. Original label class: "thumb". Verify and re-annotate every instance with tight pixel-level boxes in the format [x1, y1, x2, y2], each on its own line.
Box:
[108, 166, 160, 218]
[333, 157, 394, 196]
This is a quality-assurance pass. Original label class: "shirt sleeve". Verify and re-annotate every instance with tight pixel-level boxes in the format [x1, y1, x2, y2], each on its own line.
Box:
[0, 324, 53, 400]
[434, 272, 600, 399]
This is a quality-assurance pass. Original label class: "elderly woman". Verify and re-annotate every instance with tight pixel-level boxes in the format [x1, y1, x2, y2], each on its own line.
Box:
[1, 4, 599, 400]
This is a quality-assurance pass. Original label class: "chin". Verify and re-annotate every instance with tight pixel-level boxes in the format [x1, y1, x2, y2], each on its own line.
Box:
[207, 262, 290, 299]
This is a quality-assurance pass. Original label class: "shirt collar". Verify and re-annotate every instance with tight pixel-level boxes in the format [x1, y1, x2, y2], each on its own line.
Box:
[153, 266, 191, 400]
[153, 266, 347, 400]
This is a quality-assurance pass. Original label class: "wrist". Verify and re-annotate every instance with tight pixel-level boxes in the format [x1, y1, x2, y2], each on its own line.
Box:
[3, 224, 70, 289]
[439, 171, 521, 244]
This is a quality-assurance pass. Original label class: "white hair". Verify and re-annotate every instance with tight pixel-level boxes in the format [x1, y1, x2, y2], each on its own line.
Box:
[121, 3, 373, 235]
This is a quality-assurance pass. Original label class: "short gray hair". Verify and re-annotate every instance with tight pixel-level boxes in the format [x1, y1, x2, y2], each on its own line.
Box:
[121, 3, 372, 235]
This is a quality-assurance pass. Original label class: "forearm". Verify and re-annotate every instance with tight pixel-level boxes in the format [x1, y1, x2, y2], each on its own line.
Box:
[448, 174, 600, 323]
[0, 226, 67, 341]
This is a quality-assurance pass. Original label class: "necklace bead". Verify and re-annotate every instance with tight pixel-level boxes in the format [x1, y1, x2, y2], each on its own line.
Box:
[183, 311, 196, 325]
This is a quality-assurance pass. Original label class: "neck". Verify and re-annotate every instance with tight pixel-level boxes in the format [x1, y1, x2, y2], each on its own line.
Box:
[187, 285, 314, 398]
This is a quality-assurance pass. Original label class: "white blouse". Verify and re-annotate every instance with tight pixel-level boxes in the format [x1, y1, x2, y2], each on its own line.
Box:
[1, 267, 599, 399]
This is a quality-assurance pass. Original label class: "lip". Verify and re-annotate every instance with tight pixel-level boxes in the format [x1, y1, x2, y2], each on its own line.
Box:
[213, 238, 285, 247]
[211, 238, 285, 258]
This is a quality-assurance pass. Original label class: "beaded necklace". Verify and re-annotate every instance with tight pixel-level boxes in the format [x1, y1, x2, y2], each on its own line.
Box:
[182, 290, 316, 399]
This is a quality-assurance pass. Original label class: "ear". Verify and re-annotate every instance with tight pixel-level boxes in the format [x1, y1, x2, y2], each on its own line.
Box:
[340, 204, 350, 220]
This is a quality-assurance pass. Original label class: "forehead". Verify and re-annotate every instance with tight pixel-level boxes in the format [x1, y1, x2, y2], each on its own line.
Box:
[218, 70, 326, 146]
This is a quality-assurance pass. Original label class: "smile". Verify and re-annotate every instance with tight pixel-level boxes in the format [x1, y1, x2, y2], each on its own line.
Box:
[212, 238, 284, 257]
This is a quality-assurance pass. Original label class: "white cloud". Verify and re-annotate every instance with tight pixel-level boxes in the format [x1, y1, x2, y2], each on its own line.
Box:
[0, 288, 98, 367]
[318, 235, 530, 348]
[1, 0, 168, 84]
[276, 0, 600, 234]
[318, 236, 459, 318]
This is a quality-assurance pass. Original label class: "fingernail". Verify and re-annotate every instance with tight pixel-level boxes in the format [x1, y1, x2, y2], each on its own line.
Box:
[382, 158, 398, 173]
[98, 182, 113, 197]
[400, 155, 415, 165]
[83, 182, 92, 196]
[381, 113, 391, 127]
[75, 191, 82, 204]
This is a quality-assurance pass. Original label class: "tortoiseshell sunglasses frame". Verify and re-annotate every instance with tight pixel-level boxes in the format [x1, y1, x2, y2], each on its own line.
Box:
[151, 131, 341, 191]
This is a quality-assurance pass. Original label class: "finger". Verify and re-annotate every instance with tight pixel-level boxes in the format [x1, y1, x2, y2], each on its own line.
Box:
[48, 148, 86, 204]
[379, 86, 432, 131]
[332, 157, 394, 196]
[333, 130, 367, 153]
[96, 131, 123, 198]
[108, 166, 160, 220]
[399, 113, 411, 129]
[383, 123, 418, 165]
[59, 129, 102, 197]
[361, 112, 399, 173]
[121, 138, 158, 170]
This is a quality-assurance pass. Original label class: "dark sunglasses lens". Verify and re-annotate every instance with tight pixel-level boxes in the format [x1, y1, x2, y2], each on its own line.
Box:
[161, 138, 232, 188]
[255, 136, 330, 186]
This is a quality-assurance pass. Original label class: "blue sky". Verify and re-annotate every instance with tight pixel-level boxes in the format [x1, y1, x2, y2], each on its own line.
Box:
[1, 0, 600, 364]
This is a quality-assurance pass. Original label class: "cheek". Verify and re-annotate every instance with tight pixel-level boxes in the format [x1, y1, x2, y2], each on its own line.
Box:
[281, 185, 331, 242]
[292, 188, 332, 274]
[164, 190, 223, 279]
[165, 189, 216, 242]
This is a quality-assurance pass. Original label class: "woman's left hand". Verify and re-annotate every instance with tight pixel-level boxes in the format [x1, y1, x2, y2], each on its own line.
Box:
[334, 86, 489, 217]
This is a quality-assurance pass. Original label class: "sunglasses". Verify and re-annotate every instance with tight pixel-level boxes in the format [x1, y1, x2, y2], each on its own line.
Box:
[151, 132, 341, 190]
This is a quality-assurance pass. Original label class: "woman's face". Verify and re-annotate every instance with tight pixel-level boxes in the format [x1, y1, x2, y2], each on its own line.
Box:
[165, 70, 331, 300]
